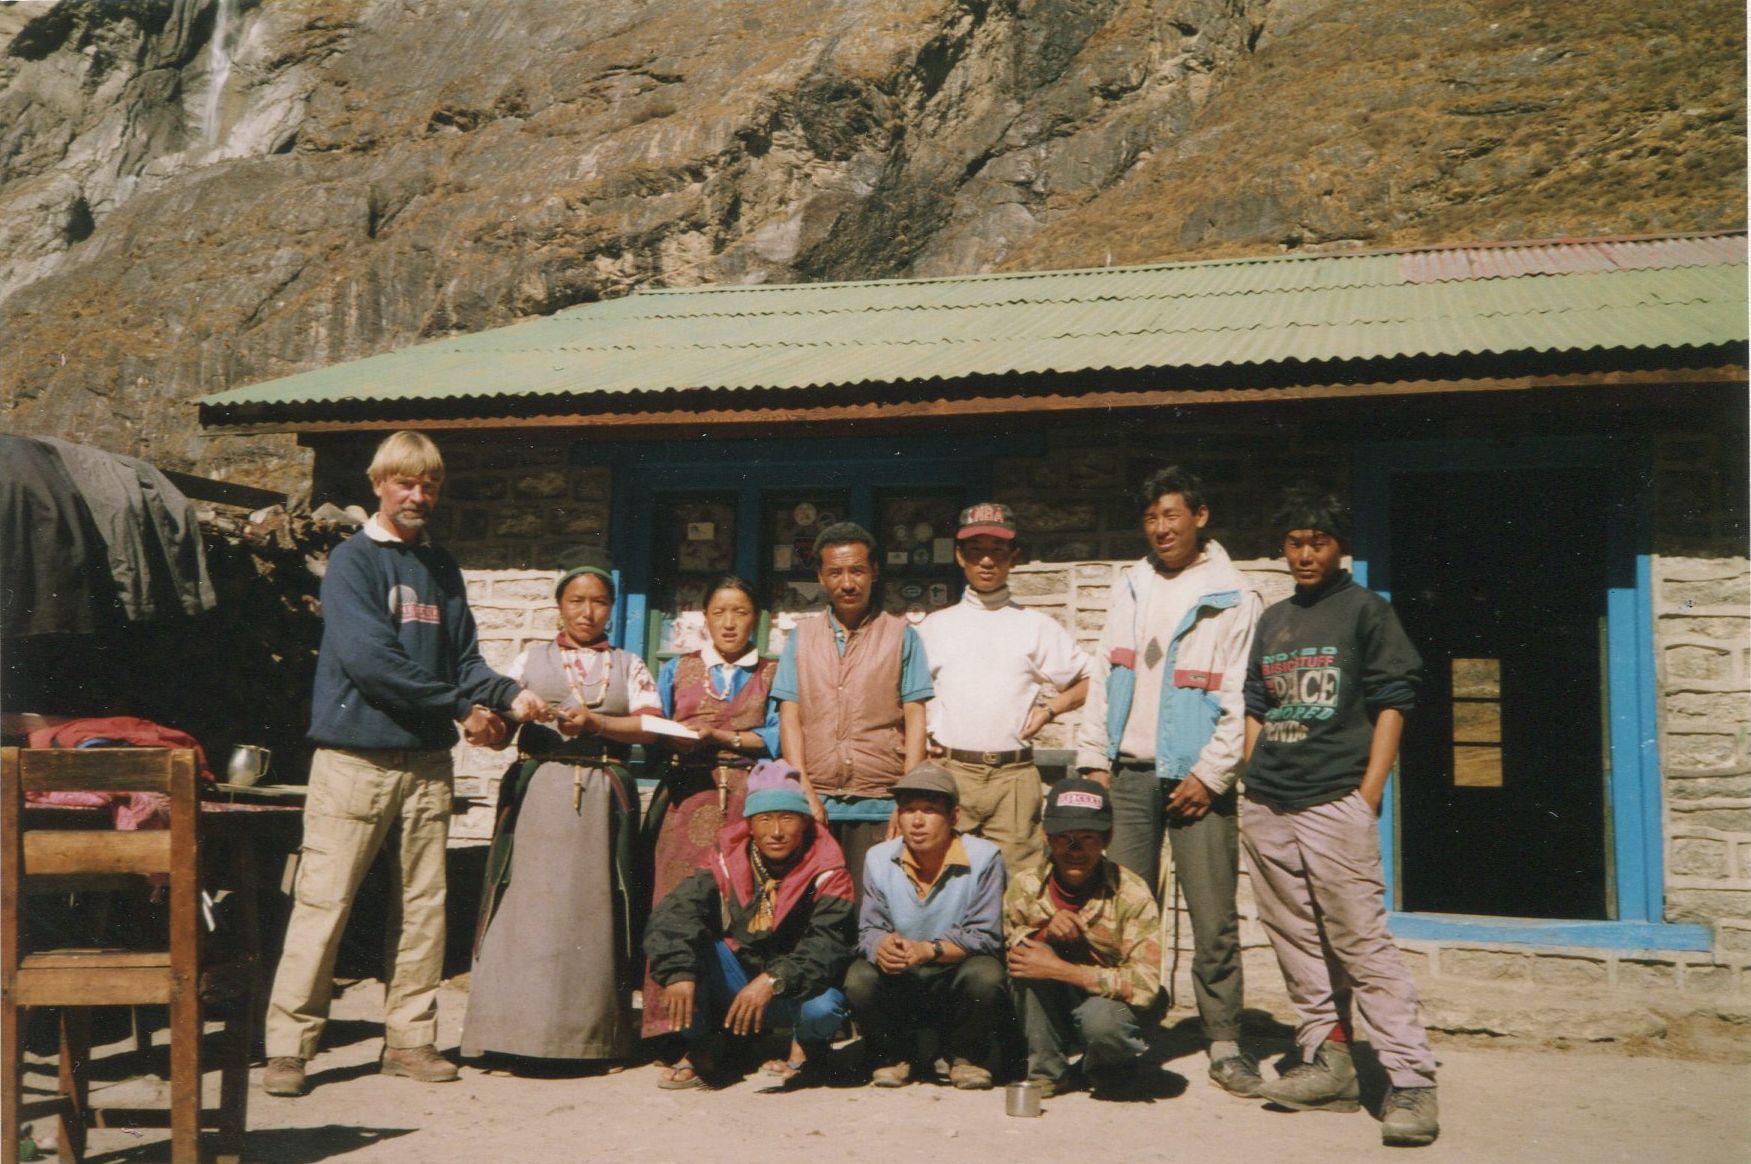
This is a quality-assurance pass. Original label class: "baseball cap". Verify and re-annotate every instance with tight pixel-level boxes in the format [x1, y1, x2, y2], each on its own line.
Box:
[956, 501, 1017, 541]
[1042, 777, 1113, 835]
[892, 762, 959, 807]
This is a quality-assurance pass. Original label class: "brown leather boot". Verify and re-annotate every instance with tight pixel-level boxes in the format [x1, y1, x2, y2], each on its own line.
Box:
[380, 1044, 459, 1082]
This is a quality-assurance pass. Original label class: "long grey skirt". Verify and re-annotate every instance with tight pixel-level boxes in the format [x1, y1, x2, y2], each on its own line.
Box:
[461, 763, 632, 1060]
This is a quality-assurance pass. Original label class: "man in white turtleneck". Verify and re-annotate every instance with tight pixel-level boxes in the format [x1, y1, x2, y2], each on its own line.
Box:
[918, 503, 1090, 875]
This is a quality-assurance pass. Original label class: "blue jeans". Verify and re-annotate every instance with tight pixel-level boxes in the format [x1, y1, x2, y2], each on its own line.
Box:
[685, 941, 848, 1048]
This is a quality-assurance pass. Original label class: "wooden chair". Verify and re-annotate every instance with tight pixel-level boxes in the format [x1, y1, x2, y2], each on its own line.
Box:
[1, 747, 251, 1164]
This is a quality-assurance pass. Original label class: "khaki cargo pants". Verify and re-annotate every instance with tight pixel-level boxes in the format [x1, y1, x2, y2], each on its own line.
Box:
[265, 747, 453, 1060]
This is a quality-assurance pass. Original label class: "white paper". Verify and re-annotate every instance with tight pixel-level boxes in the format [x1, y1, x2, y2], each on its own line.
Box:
[640, 715, 703, 740]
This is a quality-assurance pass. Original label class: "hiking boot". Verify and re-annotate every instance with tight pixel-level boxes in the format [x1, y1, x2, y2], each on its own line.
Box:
[262, 1056, 307, 1097]
[948, 1060, 994, 1090]
[380, 1044, 460, 1083]
[1381, 1085, 1440, 1146]
[1257, 1041, 1360, 1112]
[1208, 1053, 1263, 1097]
[871, 1062, 913, 1088]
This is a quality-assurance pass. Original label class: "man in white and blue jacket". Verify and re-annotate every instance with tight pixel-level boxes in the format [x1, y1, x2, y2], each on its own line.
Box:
[844, 763, 1008, 1090]
[1076, 466, 1264, 1098]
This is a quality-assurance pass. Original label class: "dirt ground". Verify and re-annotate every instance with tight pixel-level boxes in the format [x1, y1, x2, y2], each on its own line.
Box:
[17, 978, 1751, 1163]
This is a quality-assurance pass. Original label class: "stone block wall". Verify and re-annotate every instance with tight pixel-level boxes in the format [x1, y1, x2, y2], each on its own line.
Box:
[989, 417, 1347, 563]
[449, 568, 582, 838]
[1650, 427, 1751, 944]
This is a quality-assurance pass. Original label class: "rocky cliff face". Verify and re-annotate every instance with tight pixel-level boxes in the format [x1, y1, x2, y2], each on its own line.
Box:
[0, 0, 1742, 489]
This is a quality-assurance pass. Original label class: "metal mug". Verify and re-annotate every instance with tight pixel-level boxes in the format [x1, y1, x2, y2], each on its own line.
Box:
[1005, 1080, 1043, 1117]
[226, 745, 272, 787]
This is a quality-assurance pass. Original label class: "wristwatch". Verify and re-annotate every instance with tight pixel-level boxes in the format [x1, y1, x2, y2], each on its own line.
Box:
[930, 939, 945, 963]
[766, 972, 784, 995]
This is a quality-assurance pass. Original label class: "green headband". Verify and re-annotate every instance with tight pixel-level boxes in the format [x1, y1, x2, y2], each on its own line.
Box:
[554, 565, 614, 603]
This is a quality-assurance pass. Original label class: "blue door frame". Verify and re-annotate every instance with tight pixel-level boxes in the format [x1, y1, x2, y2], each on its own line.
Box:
[573, 433, 1032, 661]
[1352, 436, 1708, 950]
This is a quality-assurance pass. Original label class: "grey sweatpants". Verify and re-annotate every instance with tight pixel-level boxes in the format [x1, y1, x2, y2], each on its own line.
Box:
[1241, 791, 1437, 1088]
[1106, 767, 1243, 1042]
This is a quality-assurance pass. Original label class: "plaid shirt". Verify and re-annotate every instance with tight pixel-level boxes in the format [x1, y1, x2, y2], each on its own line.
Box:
[1003, 857, 1162, 1004]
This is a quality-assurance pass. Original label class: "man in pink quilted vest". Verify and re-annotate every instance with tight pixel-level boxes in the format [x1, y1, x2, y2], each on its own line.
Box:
[774, 522, 933, 888]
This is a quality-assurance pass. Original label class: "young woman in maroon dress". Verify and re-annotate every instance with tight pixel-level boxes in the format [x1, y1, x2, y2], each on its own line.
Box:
[643, 576, 780, 1046]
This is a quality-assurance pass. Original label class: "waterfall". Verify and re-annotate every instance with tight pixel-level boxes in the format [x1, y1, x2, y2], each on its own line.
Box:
[202, 0, 236, 146]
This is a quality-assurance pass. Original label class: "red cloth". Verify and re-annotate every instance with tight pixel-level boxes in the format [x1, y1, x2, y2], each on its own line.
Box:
[27, 715, 214, 779]
[24, 716, 215, 830]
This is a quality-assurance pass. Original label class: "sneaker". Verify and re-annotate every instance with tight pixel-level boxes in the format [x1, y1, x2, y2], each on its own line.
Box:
[871, 1062, 913, 1088]
[1381, 1085, 1440, 1146]
[948, 1060, 994, 1091]
[1208, 1053, 1263, 1097]
[262, 1056, 307, 1097]
[380, 1044, 460, 1083]
[1256, 1041, 1360, 1112]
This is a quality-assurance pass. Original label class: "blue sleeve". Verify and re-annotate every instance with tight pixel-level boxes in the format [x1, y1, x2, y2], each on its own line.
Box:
[857, 863, 893, 964]
[899, 625, 933, 703]
[657, 656, 680, 716]
[752, 694, 780, 756]
[324, 544, 473, 720]
[939, 856, 1007, 958]
[771, 632, 801, 703]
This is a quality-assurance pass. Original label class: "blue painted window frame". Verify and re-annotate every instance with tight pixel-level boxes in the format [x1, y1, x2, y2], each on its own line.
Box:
[1351, 435, 1709, 952]
[570, 433, 1030, 661]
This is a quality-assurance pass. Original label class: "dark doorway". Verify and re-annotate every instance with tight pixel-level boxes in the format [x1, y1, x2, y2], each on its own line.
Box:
[1390, 467, 1611, 919]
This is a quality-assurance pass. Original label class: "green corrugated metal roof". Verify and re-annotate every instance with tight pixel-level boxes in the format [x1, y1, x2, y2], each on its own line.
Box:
[200, 233, 1748, 421]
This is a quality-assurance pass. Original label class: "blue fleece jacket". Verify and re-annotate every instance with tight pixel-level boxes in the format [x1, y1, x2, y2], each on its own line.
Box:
[308, 522, 521, 750]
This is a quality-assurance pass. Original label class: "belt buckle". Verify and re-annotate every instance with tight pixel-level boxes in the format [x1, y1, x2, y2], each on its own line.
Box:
[982, 751, 1002, 766]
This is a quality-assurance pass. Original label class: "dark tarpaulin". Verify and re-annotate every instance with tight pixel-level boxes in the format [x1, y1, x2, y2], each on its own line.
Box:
[39, 436, 216, 621]
[0, 435, 113, 638]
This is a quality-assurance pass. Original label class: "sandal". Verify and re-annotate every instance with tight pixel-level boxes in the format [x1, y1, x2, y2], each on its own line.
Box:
[657, 1060, 707, 1090]
[761, 1057, 806, 1081]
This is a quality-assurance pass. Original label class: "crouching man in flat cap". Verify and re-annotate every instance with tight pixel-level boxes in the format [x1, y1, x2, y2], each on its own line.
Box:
[844, 763, 1008, 1090]
[1005, 778, 1162, 1097]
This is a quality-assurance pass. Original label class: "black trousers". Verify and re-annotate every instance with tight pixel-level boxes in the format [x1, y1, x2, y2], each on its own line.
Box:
[844, 954, 1007, 1068]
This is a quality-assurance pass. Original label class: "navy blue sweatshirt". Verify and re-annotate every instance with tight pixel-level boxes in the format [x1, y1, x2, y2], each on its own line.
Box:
[308, 521, 521, 750]
[1243, 571, 1421, 810]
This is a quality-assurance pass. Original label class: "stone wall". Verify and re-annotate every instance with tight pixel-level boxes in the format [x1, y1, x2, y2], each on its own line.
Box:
[1650, 426, 1751, 956]
[449, 568, 579, 838]
[990, 418, 1348, 562]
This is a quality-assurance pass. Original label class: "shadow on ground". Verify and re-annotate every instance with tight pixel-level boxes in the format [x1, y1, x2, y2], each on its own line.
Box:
[83, 1125, 415, 1164]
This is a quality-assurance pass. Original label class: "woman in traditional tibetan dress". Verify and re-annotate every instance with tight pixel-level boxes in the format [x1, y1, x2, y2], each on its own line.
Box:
[462, 556, 660, 1065]
[640, 576, 781, 1046]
